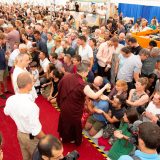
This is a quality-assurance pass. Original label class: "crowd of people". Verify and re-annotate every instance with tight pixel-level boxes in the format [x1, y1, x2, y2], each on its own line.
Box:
[0, 2, 160, 160]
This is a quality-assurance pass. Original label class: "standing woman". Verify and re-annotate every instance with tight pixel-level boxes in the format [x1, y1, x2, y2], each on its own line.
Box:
[57, 63, 110, 146]
[21, 33, 32, 49]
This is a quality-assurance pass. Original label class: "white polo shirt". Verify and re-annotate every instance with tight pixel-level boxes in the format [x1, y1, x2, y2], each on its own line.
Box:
[78, 44, 93, 62]
[40, 58, 50, 73]
[12, 66, 37, 101]
[4, 93, 42, 136]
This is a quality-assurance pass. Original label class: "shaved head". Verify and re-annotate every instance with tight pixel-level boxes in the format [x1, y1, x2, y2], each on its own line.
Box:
[94, 76, 103, 87]
[17, 72, 32, 89]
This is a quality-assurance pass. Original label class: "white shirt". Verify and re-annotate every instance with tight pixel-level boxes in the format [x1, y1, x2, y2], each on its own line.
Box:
[78, 44, 93, 62]
[4, 93, 41, 136]
[8, 49, 20, 67]
[40, 58, 50, 73]
[26, 41, 32, 49]
[97, 9, 106, 18]
[146, 101, 160, 115]
[12, 66, 38, 101]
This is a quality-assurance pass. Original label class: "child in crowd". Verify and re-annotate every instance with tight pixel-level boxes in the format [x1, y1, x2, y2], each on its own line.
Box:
[30, 61, 40, 94]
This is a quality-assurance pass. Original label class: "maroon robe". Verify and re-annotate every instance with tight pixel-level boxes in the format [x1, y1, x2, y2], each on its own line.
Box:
[57, 73, 86, 146]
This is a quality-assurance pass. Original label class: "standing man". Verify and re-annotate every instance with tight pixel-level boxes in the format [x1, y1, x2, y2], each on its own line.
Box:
[128, 37, 142, 55]
[57, 63, 110, 146]
[12, 53, 37, 101]
[6, 24, 20, 51]
[0, 33, 7, 99]
[117, 46, 149, 90]
[34, 30, 48, 56]
[96, 39, 113, 77]
[4, 72, 45, 160]
[78, 35, 93, 71]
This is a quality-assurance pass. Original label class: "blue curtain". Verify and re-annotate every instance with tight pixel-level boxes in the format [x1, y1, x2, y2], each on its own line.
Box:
[118, 3, 160, 23]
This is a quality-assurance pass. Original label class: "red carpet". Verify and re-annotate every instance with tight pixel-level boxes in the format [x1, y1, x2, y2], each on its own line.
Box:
[0, 89, 106, 160]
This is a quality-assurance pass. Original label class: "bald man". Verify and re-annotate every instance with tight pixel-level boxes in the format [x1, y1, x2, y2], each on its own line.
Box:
[93, 76, 104, 90]
[4, 72, 45, 160]
[119, 33, 125, 45]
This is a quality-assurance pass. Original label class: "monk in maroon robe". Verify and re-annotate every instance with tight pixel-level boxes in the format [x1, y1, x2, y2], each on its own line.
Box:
[57, 64, 110, 145]
[57, 72, 86, 146]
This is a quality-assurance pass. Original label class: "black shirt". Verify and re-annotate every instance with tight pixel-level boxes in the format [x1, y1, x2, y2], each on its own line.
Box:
[0, 47, 6, 70]
[110, 106, 126, 128]
[52, 80, 59, 97]
[132, 46, 142, 55]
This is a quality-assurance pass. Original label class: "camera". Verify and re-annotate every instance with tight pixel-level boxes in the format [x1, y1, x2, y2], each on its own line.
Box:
[62, 150, 79, 160]
[128, 120, 143, 145]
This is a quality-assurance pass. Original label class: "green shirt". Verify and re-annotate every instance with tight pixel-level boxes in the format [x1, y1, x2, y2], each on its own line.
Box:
[108, 122, 134, 160]
[149, 25, 157, 30]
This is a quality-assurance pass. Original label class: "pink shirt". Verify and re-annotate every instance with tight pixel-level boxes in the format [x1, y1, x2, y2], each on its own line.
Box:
[96, 42, 114, 67]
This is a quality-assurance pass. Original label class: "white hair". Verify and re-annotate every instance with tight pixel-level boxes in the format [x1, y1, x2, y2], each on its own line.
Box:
[19, 44, 27, 50]
[15, 53, 29, 63]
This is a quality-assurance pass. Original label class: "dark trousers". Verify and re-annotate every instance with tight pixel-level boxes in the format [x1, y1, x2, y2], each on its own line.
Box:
[127, 81, 135, 93]
[35, 86, 41, 94]
[97, 64, 105, 77]
[97, 64, 111, 80]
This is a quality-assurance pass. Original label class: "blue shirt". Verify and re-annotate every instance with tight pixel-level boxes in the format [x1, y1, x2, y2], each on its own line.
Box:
[36, 38, 48, 55]
[119, 40, 125, 46]
[118, 150, 160, 160]
[0, 48, 6, 70]
[93, 100, 109, 122]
